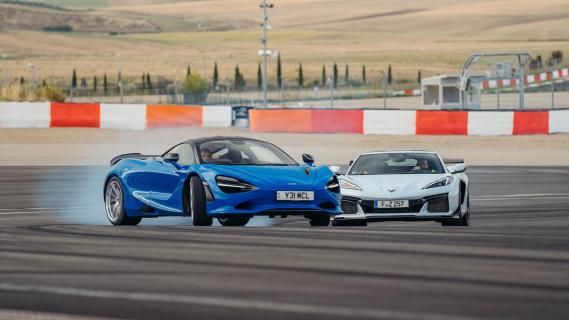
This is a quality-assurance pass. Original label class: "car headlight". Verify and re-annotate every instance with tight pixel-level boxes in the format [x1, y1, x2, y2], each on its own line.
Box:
[326, 175, 340, 193]
[216, 176, 256, 193]
[339, 178, 362, 191]
[423, 176, 454, 189]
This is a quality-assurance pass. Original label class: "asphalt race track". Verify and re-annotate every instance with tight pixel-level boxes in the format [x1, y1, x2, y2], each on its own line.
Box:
[0, 166, 568, 320]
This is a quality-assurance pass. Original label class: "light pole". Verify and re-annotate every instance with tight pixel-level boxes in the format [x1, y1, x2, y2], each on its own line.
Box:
[380, 70, 387, 109]
[27, 63, 36, 89]
[260, 0, 274, 108]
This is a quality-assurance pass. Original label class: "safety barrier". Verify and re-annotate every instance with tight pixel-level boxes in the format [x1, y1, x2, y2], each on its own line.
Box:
[0, 102, 233, 130]
[250, 108, 569, 136]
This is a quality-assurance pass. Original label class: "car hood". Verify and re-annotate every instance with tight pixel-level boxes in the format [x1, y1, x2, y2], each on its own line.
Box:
[203, 165, 327, 187]
[343, 174, 449, 198]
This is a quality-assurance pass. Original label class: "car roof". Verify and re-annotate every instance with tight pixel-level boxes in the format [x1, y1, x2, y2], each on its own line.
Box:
[183, 136, 268, 145]
[360, 150, 438, 156]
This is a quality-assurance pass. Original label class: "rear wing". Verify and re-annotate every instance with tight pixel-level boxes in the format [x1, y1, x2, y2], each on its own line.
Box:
[443, 158, 464, 165]
[110, 153, 158, 166]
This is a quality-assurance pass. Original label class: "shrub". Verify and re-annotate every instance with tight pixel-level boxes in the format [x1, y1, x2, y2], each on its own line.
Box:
[43, 25, 73, 32]
[0, 83, 65, 102]
[184, 72, 208, 104]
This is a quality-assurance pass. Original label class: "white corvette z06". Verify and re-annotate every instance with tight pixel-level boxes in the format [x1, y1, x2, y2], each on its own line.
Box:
[331, 151, 470, 227]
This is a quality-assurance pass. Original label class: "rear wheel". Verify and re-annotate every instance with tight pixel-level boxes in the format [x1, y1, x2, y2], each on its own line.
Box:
[308, 214, 330, 227]
[105, 177, 142, 226]
[190, 176, 212, 226]
[218, 216, 251, 227]
[331, 219, 367, 227]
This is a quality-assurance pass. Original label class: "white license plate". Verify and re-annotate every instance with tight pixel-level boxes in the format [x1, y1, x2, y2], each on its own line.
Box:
[276, 191, 314, 201]
[375, 200, 409, 209]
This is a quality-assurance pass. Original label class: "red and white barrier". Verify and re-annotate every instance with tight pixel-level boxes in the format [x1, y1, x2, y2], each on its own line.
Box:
[481, 67, 569, 89]
[0, 102, 50, 128]
[0, 102, 233, 130]
[250, 108, 568, 136]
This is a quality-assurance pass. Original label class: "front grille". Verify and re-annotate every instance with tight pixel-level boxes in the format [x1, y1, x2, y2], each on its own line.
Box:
[341, 200, 358, 214]
[357, 193, 449, 214]
[426, 194, 449, 212]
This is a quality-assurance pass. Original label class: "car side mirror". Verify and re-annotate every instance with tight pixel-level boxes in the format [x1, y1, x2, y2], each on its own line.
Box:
[163, 153, 180, 162]
[302, 153, 314, 166]
[450, 163, 467, 174]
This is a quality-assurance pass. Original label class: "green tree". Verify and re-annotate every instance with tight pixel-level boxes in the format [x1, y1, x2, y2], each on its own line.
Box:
[213, 62, 219, 89]
[187, 65, 192, 78]
[276, 54, 283, 89]
[298, 63, 304, 87]
[345, 64, 349, 83]
[103, 74, 108, 94]
[417, 70, 422, 84]
[387, 65, 393, 85]
[141, 73, 146, 90]
[184, 72, 209, 104]
[20, 76, 25, 85]
[117, 71, 122, 88]
[93, 75, 98, 92]
[362, 65, 367, 85]
[321, 65, 326, 86]
[257, 63, 262, 89]
[234, 65, 243, 90]
[333, 63, 338, 88]
[71, 69, 77, 88]
[146, 73, 152, 90]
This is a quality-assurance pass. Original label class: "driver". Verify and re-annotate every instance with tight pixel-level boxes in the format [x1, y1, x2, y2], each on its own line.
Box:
[201, 148, 213, 163]
[412, 159, 431, 174]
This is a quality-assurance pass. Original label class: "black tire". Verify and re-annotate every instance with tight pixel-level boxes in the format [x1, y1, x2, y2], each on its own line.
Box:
[441, 197, 470, 227]
[308, 214, 330, 227]
[331, 219, 367, 227]
[190, 176, 212, 226]
[105, 177, 142, 226]
[218, 216, 251, 227]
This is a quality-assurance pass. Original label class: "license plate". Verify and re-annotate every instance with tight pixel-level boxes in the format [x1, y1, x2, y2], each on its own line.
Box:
[375, 200, 409, 209]
[276, 191, 314, 201]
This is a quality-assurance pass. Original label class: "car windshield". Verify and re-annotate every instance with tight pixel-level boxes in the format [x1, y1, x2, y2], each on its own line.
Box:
[197, 139, 297, 166]
[348, 153, 445, 175]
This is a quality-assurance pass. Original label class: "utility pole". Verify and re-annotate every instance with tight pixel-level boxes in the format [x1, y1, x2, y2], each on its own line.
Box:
[260, 0, 274, 108]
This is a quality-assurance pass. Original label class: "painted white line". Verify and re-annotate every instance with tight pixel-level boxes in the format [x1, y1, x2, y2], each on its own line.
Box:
[0, 308, 116, 320]
[0, 283, 501, 320]
[473, 193, 569, 199]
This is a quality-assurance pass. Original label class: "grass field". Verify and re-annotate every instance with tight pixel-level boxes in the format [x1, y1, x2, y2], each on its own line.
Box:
[1, 0, 568, 86]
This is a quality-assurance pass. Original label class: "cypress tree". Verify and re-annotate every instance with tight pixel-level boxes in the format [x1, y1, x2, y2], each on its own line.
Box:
[146, 73, 152, 90]
[93, 75, 98, 92]
[345, 64, 349, 83]
[141, 73, 146, 90]
[321, 65, 326, 86]
[298, 63, 304, 88]
[362, 65, 367, 85]
[333, 63, 338, 89]
[42, 80, 46, 87]
[71, 69, 77, 88]
[387, 64, 393, 85]
[276, 54, 283, 89]
[213, 62, 219, 88]
[103, 74, 108, 93]
[417, 70, 422, 83]
[257, 63, 262, 89]
[234, 65, 241, 90]
[187, 65, 191, 78]
[20, 76, 25, 85]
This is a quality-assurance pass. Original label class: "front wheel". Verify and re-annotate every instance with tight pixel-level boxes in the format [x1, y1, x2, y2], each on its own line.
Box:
[441, 197, 470, 227]
[218, 216, 250, 227]
[308, 214, 330, 227]
[190, 176, 213, 226]
[105, 177, 141, 226]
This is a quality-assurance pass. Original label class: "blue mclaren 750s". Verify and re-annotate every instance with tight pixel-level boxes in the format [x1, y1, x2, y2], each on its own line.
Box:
[104, 136, 342, 227]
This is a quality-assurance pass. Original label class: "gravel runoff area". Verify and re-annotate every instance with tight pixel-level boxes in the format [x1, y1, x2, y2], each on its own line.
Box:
[0, 127, 568, 166]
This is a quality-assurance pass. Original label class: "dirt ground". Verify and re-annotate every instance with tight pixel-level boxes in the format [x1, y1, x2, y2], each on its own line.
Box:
[0, 127, 568, 166]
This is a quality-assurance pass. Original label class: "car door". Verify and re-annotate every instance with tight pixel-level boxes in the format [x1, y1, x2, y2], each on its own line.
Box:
[147, 143, 196, 214]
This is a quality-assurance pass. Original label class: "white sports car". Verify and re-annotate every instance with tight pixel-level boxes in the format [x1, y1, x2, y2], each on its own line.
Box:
[331, 151, 470, 227]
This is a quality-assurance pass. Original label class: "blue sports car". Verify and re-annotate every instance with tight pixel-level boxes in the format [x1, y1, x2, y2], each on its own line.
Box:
[104, 136, 341, 227]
